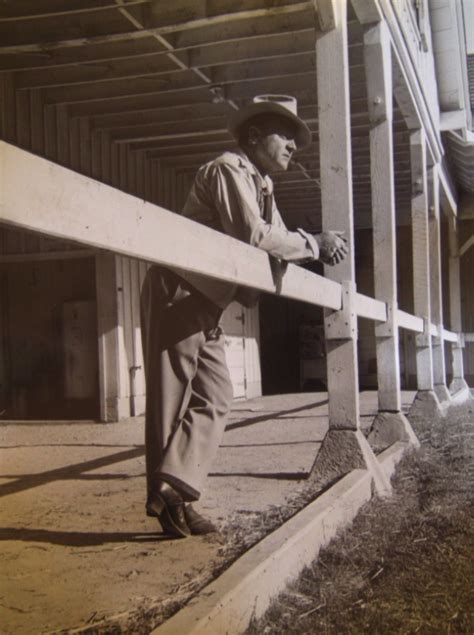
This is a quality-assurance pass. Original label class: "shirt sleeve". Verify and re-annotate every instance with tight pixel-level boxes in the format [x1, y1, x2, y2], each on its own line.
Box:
[208, 161, 319, 263]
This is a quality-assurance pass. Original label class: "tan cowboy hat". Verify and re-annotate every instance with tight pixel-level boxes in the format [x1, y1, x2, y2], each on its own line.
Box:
[228, 94, 311, 149]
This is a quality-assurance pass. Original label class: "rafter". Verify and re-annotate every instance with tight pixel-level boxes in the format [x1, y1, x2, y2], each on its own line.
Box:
[0, 2, 314, 55]
[0, 1, 149, 22]
[15, 34, 318, 90]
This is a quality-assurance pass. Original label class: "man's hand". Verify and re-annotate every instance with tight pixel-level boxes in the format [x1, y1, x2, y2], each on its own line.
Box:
[314, 231, 349, 266]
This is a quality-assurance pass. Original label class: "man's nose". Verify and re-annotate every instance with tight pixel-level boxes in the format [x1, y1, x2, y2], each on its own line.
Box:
[286, 139, 297, 152]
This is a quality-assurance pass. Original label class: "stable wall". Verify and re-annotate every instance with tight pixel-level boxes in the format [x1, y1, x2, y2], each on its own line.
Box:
[0, 77, 262, 420]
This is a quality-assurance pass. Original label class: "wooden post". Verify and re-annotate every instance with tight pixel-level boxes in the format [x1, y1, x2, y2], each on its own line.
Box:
[96, 252, 130, 422]
[408, 130, 442, 417]
[363, 22, 418, 448]
[447, 215, 469, 394]
[428, 167, 450, 402]
[313, 0, 391, 495]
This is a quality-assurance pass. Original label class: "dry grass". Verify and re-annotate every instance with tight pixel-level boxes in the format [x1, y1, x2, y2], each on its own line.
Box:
[246, 401, 474, 635]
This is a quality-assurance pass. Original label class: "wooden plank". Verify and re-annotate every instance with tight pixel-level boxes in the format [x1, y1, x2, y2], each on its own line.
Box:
[129, 257, 146, 414]
[428, 166, 447, 387]
[354, 293, 387, 322]
[43, 104, 57, 161]
[29, 90, 45, 154]
[112, 116, 228, 143]
[0, 249, 94, 263]
[352, 0, 442, 165]
[0, 18, 323, 74]
[0, 141, 343, 311]
[364, 21, 401, 412]
[15, 89, 31, 149]
[397, 309, 424, 333]
[448, 216, 466, 382]
[410, 129, 434, 390]
[0, 1, 148, 21]
[442, 329, 459, 344]
[42, 66, 324, 107]
[100, 132, 112, 184]
[91, 130, 102, 180]
[79, 117, 92, 176]
[317, 0, 360, 431]
[459, 235, 474, 257]
[95, 251, 128, 422]
[56, 104, 70, 165]
[0, 74, 16, 143]
[0, 2, 314, 54]
[68, 116, 80, 171]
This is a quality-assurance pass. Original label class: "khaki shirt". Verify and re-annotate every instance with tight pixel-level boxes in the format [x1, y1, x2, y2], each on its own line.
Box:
[178, 149, 319, 308]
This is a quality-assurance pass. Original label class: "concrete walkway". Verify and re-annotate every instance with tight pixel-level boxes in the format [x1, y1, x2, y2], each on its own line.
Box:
[0, 391, 416, 634]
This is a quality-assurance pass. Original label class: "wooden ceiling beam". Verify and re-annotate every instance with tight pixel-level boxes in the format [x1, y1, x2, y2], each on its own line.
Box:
[0, 21, 363, 75]
[44, 70, 320, 106]
[91, 102, 229, 130]
[0, 1, 149, 21]
[14, 30, 317, 89]
[137, 138, 234, 155]
[0, 2, 314, 54]
[43, 67, 372, 107]
[113, 115, 229, 142]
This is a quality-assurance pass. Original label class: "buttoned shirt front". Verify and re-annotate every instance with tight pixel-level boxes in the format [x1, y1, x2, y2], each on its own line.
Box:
[178, 149, 319, 308]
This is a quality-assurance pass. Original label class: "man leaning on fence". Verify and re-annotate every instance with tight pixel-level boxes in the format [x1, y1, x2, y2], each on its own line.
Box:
[140, 95, 349, 538]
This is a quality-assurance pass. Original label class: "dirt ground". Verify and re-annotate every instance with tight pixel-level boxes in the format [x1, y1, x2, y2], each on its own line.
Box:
[246, 398, 474, 635]
[3, 389, 458, 635]
[0, 392, 358, 634]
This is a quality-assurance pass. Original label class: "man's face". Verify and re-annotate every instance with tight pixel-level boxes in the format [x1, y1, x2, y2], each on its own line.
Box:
[250, 117, 298, 174]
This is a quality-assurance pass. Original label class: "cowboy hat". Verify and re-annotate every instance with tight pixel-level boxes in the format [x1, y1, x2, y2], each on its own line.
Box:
[227, 94, 311, 149]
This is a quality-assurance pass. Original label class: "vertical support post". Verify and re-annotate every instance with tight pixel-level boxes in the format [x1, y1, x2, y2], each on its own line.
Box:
[313, 0, 391, 495]
[96, 253, 130, 422]
[428, 167, 450, 402]
[409, 130, 442, 417]
[363, 22, 418, 448]
[447, 215, 469, 394]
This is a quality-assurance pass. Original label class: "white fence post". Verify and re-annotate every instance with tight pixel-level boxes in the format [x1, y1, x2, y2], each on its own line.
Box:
[363, 21, 418, 448]
[312, 0, 391, 495]
[428, 166, 450, 402]
[409, 130, 442, 417]
[447, 215, 469, 394]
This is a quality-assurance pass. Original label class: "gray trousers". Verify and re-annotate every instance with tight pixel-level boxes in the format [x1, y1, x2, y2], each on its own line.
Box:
[140, 266, 233, 502]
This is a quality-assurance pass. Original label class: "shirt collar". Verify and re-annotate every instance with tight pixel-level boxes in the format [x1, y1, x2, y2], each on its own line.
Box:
[234, 148, 274, 195]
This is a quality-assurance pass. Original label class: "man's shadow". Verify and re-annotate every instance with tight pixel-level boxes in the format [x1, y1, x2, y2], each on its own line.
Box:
[0, 526, 178, 545]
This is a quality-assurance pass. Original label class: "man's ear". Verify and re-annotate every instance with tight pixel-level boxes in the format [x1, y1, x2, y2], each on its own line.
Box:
[248, 125, 261, 146]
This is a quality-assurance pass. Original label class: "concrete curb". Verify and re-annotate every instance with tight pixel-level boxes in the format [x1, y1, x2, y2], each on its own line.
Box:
[152, 441, 410, 635]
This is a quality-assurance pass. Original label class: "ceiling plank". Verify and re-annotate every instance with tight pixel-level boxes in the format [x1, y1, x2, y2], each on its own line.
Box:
[15, 33, 318, 89]
[0, 1, 149, 21]
[0, 2, 314, 54]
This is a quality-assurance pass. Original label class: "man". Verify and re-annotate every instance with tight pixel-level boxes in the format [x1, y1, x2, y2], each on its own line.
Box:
[141, 95, 348, 538]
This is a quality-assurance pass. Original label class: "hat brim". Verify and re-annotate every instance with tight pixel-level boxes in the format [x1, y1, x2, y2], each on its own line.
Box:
[227, 102, 312, 149]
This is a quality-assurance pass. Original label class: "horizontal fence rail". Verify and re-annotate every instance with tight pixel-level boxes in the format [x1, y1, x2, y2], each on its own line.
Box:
[0, 142, 462, 348]
[442, 328, 459, 343]
[397, 309, 424, 333]
[355, 293, 387, 322]
[0, 142, 341, 311]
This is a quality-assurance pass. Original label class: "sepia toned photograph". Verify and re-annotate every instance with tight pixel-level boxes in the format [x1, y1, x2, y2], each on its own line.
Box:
[0, 1, 473, 633]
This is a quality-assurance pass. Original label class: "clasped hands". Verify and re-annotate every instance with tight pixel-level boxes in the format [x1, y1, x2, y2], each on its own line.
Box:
[313, 231, 349, 266]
